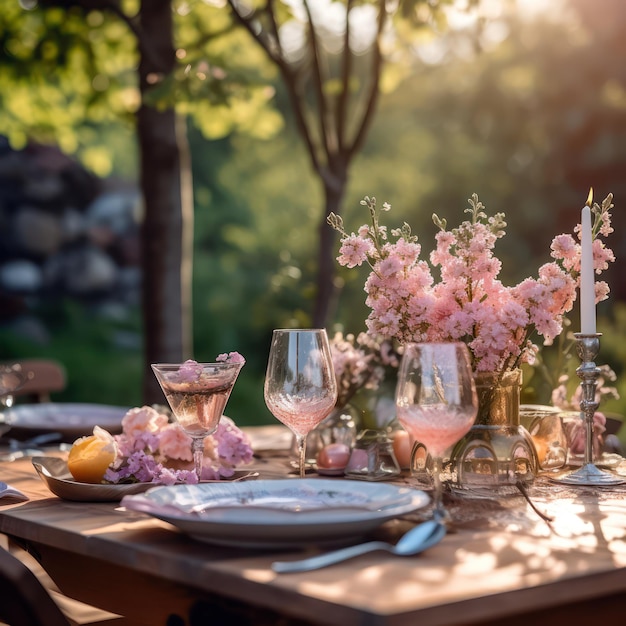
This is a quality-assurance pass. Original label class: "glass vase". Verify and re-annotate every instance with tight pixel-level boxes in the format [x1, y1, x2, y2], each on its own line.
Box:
[449, 368, 539, 492]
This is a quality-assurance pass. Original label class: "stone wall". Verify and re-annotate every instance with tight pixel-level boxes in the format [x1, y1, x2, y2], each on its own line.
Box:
[0, 138, 142, 346]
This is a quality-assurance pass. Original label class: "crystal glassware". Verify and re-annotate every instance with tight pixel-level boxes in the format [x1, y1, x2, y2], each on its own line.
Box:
[0, 363, 31, 409]
[151, 360, 244, 481]
[396, 342, 478, 521]
[0, 364, 33, 436]
[264, 329, 338, 478]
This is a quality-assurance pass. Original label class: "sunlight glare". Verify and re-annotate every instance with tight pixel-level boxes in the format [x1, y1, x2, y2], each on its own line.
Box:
[278, 0, 381, 58]
[349, 4, 378, 54]
[515, 0, 566, 19]
[279, 20, 307, 63]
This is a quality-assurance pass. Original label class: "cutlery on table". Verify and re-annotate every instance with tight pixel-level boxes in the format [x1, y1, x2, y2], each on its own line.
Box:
[0, 432, 65, 461]
[271, 519, 446, 573]
[9, 432, 63, 449]
[233, 471, 260, 481]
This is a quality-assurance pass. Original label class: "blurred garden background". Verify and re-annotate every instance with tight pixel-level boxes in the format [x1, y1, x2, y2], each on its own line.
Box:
[1, 0, 626, 442]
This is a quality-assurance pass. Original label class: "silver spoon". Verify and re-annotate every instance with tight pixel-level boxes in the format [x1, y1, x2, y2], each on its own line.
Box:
[271, 519, 446, 573]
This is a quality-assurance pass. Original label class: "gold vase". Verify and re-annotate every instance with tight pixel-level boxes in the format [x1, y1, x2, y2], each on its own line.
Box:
[450, 368, 539, 490]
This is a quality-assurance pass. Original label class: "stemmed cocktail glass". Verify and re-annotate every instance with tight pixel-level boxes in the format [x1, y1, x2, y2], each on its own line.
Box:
[152, 359, 244, 481]
[395, 342, 478, 521]
[264, 329, 338, 478]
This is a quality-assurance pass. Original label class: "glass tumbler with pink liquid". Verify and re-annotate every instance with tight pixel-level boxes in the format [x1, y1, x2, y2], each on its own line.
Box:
[264, 329, 338, 478]
[395, 342, 478, 521]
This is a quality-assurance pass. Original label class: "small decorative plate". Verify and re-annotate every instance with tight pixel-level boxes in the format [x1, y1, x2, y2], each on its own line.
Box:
[32, 456, 153, 502]
[121, 479, 429, 547]
[32, 456, 257, 503]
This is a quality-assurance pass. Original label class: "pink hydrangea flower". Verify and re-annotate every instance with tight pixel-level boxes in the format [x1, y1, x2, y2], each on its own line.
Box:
[158, 424, 194, 461]
[121, 406, 169, 440]
[103, 407, 253, 485]
[178, 359, 203, 383]
[216, 352, 246, 364]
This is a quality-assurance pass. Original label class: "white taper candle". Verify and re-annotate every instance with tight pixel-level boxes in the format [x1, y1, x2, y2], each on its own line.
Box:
[580, 199, 596, 335]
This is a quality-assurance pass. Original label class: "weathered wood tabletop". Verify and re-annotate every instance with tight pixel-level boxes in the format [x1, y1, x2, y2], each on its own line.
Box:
[2, 425, 626, 626]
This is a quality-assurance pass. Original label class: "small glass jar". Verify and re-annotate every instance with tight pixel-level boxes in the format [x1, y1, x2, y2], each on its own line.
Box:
[344, 429, 401, 481]
[294, 403, 359, 466]
[520, 405, 568, 470]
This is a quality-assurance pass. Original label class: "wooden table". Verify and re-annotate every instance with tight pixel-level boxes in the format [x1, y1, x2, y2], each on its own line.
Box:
[2, 426, 626, 626]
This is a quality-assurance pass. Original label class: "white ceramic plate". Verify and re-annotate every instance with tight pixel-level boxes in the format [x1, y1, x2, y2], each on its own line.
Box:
[32, 456, 258, 503]
[5, 403, 129, 439]
[121, 479, 429, 547]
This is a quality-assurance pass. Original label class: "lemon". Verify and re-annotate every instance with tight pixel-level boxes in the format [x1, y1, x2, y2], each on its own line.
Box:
[68, 426, 117, 484]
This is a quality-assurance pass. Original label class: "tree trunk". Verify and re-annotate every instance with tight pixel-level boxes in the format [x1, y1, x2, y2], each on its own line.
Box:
[138, 0, 193, 404]
[312, 169, 347, 328]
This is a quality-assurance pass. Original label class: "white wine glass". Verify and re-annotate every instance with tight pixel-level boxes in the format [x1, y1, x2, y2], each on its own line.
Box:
[152, 359, 244, 481]
[264, 329, 338, 478]
[395, 342, 478, 521]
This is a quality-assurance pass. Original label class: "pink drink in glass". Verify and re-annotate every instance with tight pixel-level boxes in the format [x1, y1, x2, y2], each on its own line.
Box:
[158, 377, 235, 437]
[395, 342, 478, 521]
[397, 405, 476, 458]
[265, 394, 337, 438]
[264, 329, 338, 477]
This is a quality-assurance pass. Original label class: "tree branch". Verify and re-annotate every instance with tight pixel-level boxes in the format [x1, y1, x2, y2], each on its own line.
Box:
[302, 0, 332, 160]
[226, 0, 282, 66]
[227, 0, 325, 179]
[346, 0, 387, 158]
[266, 0, 282, 59]
[336, 0, 354, 153]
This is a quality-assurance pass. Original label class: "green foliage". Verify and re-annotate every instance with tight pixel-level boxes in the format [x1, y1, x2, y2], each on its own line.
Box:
[0, 4, 137, 155]
[0, 299, 143, 408]
[0, 0, 282, 174]
[592, 303, 626, 416]
[187, 123, 323, 423]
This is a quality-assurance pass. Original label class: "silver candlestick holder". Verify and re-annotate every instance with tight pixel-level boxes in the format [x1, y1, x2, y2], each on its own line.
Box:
[553, 333, 625, 486]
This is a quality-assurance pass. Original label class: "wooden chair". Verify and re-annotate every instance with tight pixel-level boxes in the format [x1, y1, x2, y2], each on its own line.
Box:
[10, 359, 67, 403]
[0, 545, 70, 626]
[0, 541, 129, 626]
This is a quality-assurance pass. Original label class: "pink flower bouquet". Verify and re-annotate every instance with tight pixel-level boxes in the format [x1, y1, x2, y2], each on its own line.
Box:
[328, 193, 615, 375]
